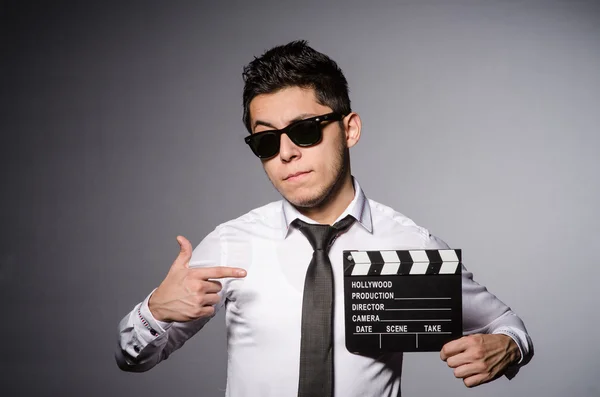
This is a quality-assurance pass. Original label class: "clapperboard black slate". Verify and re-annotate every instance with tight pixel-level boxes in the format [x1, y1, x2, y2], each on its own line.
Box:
[343, 249, 462, 353]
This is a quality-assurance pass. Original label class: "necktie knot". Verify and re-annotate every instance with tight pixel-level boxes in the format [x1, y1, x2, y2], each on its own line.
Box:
[292, 215, 355, 251]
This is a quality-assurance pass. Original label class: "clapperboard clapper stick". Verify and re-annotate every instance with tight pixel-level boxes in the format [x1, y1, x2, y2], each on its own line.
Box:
[343, 249, 462, 353]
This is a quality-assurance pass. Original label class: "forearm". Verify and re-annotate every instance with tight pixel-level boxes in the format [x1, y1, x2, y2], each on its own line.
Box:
[465, 310, 532, 365]
[115, 228, 230, 372]
[459, 270, 534, 378]
[115, 291, 172, 372]
[461, 270, 533, 366]
[115, 289, 217, 372]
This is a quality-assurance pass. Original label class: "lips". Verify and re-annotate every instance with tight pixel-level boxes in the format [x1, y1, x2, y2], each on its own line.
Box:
[284, 171, 311, 180]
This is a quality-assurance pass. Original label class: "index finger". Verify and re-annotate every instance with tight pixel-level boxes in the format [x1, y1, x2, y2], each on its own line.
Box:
[440, 336, 469, 361]
[190, 266, 247, 279]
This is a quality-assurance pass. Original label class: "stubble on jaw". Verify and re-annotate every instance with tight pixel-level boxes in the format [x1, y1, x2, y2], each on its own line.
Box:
[269, 134, 350, 210]
[294, 148, 348, 209]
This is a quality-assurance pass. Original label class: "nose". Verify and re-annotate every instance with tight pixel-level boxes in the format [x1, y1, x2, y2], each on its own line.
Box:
[278, 133, 301, 162]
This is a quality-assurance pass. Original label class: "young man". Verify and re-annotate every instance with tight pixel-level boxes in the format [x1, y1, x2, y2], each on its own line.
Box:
[116, 40, 533, 396]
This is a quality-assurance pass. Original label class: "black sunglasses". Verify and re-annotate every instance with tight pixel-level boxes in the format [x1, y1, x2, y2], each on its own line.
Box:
[245, 112, 345, 159]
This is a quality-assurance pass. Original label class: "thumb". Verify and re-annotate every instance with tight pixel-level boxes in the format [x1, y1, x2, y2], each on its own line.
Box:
[172, 235, 193, 268]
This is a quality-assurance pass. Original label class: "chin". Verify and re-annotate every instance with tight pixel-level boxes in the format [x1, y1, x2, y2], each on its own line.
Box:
[288, 196, 322, 208]
[282, 187, 328, 208]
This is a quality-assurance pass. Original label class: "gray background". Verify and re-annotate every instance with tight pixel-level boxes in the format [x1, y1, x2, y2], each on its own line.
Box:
[2, 0, 599, 396]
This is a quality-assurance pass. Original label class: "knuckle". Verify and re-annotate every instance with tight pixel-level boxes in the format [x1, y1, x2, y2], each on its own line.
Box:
[202, 306, 215, 317]
[191, 308, 203, 318]
[194, 294, 206, 306]
[208, 294, 221, 306]
[204, 294, 215, 305]
[183, 277, 199, 292]
[213, 281, 223, 292]
[473, 348, 484, 360]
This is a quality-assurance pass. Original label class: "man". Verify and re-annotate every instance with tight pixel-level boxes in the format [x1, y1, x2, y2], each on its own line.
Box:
[116, 40, 533, 396]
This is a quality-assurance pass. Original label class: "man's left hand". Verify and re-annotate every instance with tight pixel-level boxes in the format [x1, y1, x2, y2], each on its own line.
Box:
[440, 334, 520, 388]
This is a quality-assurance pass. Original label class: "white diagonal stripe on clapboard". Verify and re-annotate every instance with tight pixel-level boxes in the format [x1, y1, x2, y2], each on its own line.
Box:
[380, 250, 400, 263]
[439, 261, 459, 274]
[381, 263, 400, 275]
[351, 263, 371, 276]
[409, 250, 429, 263]
[409, 262, 429, 274]
[350, 251, 371, 264]
[439, 249, 459, 262]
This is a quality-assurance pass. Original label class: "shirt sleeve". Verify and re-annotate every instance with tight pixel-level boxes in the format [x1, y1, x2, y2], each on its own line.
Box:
[115, 227, 226, 372]
[424, 233, 534, 378]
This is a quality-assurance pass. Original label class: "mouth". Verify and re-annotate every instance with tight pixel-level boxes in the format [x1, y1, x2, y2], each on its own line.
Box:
[284, 171, 311, 181]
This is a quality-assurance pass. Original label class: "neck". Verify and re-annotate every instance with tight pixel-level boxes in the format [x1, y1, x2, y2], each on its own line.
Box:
[297, 172, 355, 225]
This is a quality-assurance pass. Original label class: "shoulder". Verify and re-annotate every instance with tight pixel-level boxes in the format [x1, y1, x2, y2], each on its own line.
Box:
[367, 198, 450, 249]
[212, 199, 283, 236]
[367, 197, 425, 233]
[368, 198, 420, 228]
[190, 200, 283, 265]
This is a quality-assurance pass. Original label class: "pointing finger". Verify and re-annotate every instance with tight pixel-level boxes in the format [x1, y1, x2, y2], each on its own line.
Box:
[190, 266, 247, 279]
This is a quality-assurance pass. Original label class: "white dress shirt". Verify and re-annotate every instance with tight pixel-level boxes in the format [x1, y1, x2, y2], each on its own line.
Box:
[116, 177, 533, 396]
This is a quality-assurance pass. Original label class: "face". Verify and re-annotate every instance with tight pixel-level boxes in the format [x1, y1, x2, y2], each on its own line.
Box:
[248, 87, 349, 208]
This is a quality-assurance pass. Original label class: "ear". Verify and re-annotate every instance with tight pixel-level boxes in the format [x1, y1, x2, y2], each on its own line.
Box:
[343, 112, 362, 149]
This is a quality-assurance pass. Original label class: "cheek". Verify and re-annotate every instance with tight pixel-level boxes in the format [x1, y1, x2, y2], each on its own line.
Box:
[262, 161, 280, 180]
[314, 146, 337, 171]
[305, 147, 326, 165]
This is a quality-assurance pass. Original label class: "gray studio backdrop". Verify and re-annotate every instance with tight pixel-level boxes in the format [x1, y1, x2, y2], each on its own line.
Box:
[2, 1, 599, 396]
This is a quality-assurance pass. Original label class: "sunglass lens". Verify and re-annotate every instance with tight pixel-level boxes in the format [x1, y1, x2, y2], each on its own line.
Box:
[289, 121, 321, 146]
[254, 133, 279, 158]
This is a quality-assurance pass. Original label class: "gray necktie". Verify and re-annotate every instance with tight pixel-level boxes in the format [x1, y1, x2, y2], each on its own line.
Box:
[292, 215, 355, 397]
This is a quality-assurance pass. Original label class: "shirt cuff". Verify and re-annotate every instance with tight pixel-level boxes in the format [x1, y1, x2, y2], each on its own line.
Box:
[138, 289, 173, 337]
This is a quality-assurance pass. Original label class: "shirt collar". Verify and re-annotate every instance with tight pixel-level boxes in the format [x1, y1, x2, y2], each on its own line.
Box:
[280, 176, 373, 238]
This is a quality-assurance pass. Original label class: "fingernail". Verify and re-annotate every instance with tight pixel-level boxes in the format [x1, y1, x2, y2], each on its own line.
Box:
[237, 270, 247, 277]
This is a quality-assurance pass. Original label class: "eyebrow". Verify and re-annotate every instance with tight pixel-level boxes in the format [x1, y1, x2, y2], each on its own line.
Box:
[253, 113, 317, 132]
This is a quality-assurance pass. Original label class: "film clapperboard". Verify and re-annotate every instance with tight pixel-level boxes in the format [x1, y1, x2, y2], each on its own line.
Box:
[343, 249, 462, 353]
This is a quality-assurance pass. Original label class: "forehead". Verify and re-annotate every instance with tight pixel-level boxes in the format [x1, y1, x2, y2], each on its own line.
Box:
[249, 86, 331, 128]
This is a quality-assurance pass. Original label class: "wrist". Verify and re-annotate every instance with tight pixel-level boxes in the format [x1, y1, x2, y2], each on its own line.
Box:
[503, 334, 521, 364]
[148, 291, 168, 322]
[493, 328, 525, 366]
[512, 342, 522, 364]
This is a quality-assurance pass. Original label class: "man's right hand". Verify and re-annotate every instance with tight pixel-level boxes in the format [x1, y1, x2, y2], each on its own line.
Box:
[148, 235, 247, 323]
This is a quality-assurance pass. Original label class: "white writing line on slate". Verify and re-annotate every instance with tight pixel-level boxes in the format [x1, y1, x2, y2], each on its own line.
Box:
[379, 319, 451, 322]
[385, 308, 451, 311]
[353, 332, 453, 335]
[393, 297, 451, 300]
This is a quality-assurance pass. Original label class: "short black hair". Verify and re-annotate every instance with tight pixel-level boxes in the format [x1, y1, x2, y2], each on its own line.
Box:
[242, 40, 351, 133]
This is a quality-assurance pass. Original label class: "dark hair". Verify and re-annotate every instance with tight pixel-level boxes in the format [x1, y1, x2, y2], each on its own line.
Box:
[242, 40, 351, 133]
